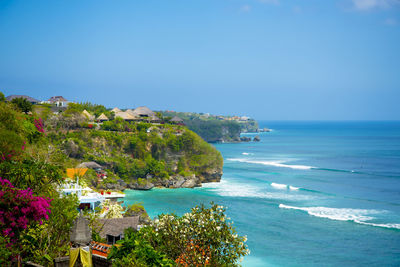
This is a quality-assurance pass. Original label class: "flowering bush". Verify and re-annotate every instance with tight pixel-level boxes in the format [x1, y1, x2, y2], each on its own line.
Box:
[101, 199, 123, 218]
[34, 118, 45, 134]
[0, 178, 52, 247]
[109, 203, 249, 266]
[153, 203, 249, 266]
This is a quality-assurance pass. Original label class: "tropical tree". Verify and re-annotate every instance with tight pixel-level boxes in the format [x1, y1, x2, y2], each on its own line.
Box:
[11, 97, 33, 114]
[0, 91, 6, 102]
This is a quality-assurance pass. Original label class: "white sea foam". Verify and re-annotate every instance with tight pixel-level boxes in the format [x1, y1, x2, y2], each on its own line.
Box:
[279, 204, 400, 229]
[242, 152, 253, 155]
[227, 158, 314, 170]
[289, 186, 299, 191]
[202, 180, 313, 201]
[271, 183, 287, 190]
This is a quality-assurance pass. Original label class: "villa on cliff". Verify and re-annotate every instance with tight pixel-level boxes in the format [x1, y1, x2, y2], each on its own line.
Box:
[170, 116, 184, 125]
[113, 106, 161, 123]
[44, 96, 69, 107]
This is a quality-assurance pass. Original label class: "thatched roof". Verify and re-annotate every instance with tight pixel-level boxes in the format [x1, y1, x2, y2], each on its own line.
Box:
[115, 111, 136, 120]
[149, 115, 161, 122]
[6, 95, 40, 104]
[125, 109, 139, 118]
[170, 116, 183, 122]
[111, 107, 122, 113]
[97, 113, 109, 121]
[96, 217, 139, 238]
[132, 106, 155, 117]
[77, 161, 102, 169]
[48, 96, 68, 102]
[82, 110, 95, 120]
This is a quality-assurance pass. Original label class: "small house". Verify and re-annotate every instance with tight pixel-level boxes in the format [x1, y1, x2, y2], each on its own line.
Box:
[115, 111, 136, 121]
[132, 106, 156, 118]
[46, 96, 69, 107]
[82, 109, 95, 121]
[111, 107, 122, 113]
[170, 116, 184, 125]
[96, 217, 139, 245]
[77, 161, 103, 172]
[97, 113, 109, 122]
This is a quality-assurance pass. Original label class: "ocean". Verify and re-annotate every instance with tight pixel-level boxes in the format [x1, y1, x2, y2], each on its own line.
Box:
[123, 121, 400, 266]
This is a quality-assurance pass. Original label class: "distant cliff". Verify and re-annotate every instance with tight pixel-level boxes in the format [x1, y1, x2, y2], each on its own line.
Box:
[161, 111, 259, 143]
[238, 120, 259, 133]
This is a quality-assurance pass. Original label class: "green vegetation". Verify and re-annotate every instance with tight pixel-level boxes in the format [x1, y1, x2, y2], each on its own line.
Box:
[0, 98, 79, 265]
[0, 94, 250, 265]
[185, 119, 241, 143]
[11, 97, 33, 114]
[43, 105, 223, 188]
[161, 111, 259, 142]
[109, 203, 249, 266]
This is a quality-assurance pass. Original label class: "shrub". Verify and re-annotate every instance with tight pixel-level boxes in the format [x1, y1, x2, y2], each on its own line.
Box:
[109, 203, 249, 266]
[0, 178, 52, 260]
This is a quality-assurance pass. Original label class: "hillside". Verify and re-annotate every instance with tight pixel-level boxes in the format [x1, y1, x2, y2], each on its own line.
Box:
[160, 111, 259, 142]
[42, 105, 223, 190]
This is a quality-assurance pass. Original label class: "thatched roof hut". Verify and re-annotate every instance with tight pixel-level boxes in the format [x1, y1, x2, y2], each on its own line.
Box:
[95, 217, 139, 244]
[77, 161, 102, 170]
[111, 107, 122, 113]
[97, 113, 109, 122]
[170, 116, 184, 123]
[149, 115, 161, 123]
[82, 110, 95, 120]
[115, 111, 136, 121]
[125, 109, 140, 119]
[132, 106, 155, 117]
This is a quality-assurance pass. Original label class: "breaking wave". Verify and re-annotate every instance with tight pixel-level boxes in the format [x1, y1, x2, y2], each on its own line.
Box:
[227, 158, 314, 170]
[271, 183, 287, 190]
[270, 183, 300, 191]
[202, 180, 313, 201]
[279, 204, 400, 230]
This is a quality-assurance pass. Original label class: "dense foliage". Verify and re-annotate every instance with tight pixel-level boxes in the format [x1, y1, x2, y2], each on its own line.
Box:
[11, 97, 33, 114]
[46, 118, 222, 187]
[0, 178, 52, 247]
[0, 94, 249, 265]
[0, 98, 79, 265]
[185, 119, 241, 143]
[108, 203, 249, 266]
[161, 111, 258, 142]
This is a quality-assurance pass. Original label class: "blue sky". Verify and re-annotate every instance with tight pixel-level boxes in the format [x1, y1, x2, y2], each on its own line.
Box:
[0, 0, 399, 120]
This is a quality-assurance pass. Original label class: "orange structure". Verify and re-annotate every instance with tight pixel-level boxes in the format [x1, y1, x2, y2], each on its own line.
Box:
[66, 168, 88, 179]
[91, 241, 112, 258]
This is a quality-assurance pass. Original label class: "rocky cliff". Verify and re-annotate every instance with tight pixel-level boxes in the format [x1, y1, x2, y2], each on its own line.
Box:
[52, 123, 223, 190]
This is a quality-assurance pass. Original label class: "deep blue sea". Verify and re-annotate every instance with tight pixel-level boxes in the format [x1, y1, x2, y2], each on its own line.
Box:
[123, 121, 400, 266]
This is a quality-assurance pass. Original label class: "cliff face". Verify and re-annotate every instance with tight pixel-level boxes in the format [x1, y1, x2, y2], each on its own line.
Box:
[184, 119, 241, 143]
[161, 111, 261, 143]
[52, 124, 223, 190]
[238, 120, 259, 133]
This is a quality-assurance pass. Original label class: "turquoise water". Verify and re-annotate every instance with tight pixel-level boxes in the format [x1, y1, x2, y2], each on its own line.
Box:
[123, 121, 400, 266]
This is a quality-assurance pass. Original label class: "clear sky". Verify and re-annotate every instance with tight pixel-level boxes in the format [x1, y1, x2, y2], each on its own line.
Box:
[0, 0, 399, 120]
